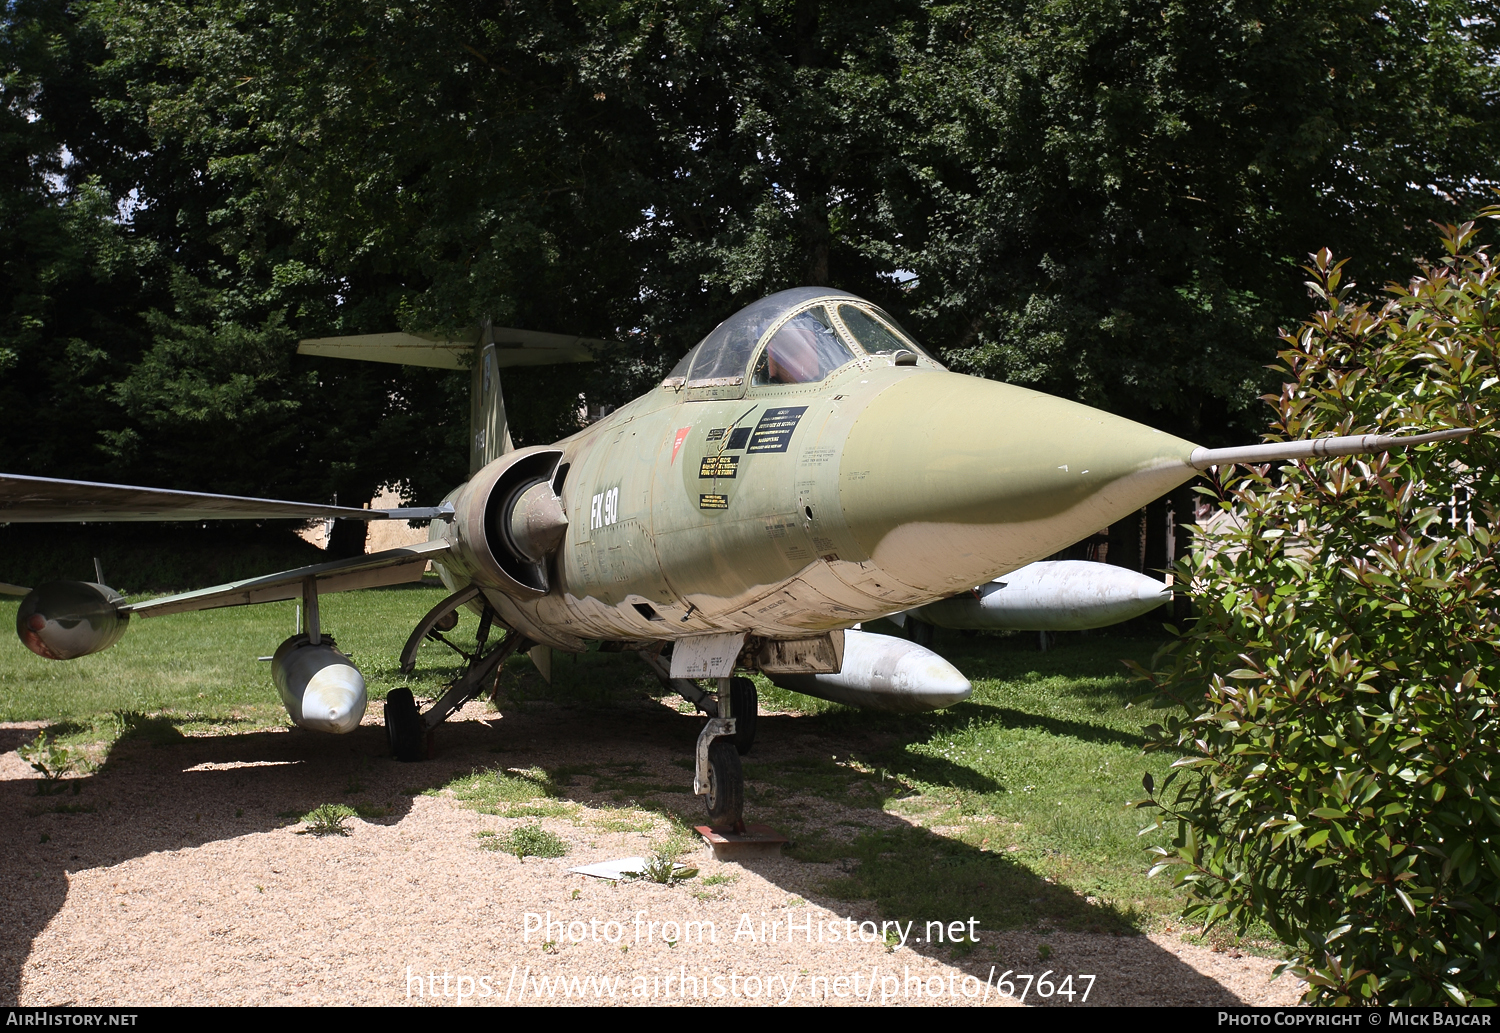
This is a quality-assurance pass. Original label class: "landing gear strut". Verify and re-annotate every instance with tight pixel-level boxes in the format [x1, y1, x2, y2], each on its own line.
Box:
[692, 676, 747, 830]
[730, 676, 757, 755]
[636, 652, 755, 829]
[388, 587, 529, 761]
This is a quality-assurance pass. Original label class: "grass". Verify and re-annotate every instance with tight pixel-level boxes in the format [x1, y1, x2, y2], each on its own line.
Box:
[489, 823, 568, 860]
[298, 803, 356, 836]
[734, 624, 1194, 936]
[0, 587, 1275, 949]
[0, 583, 466, 728]
[436, 765, 582, 820]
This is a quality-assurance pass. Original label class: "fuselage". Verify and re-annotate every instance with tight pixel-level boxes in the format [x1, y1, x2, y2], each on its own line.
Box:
[430, 288, 1201, 650]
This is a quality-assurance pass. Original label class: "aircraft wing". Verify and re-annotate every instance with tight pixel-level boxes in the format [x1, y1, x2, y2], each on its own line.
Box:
[122, 540, 451, 618]
[0, 473, 452, 523]
[0, 582, 32, 597]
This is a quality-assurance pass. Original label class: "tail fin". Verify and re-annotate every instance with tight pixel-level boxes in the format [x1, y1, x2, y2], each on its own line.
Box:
[470, 333, 513, 473]
[298, 324, 611, 476]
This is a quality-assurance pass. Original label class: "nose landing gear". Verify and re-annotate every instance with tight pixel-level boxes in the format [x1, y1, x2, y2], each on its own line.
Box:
[691, 676, 754, 831]
[704, 738, 743, 827]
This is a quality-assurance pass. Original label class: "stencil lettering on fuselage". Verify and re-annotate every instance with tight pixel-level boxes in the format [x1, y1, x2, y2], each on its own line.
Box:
[590, 486, 619, 530]
[746, 406, 808, 453]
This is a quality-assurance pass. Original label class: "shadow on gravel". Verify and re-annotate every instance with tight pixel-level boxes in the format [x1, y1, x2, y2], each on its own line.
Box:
[0, 726, 40, 755]
[3, 640, 1259, 1007]
[0, 718, 460, 1004]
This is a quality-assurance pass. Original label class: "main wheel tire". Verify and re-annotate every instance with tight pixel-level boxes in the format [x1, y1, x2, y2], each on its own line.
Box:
[704, 737, 744, 829]
[730, 676, 758, 756]
[909, 618, 935, 647]
[384, 688, 426, 762]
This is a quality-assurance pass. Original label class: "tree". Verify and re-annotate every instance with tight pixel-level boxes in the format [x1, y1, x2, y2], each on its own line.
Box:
[3, 1, 1496, 502]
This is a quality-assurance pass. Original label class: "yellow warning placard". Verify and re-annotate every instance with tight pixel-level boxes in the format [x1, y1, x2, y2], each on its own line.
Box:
[698, 455, 739, 479]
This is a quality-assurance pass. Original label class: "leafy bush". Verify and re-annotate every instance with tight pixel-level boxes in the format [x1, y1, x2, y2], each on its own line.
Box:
[1136, 212, 1500, 1005]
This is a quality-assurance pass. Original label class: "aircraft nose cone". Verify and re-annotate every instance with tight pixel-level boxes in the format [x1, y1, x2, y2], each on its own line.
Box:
[838, 373, 1199, 597]
[300, 664, 367, 734]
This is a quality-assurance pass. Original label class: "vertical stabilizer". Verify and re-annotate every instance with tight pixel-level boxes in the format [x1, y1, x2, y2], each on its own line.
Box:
[470, 325, 514, 475]
[298, 323, 612, 477]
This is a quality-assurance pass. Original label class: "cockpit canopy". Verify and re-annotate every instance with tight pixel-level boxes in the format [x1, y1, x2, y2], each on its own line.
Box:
[665, 287, 939, 390]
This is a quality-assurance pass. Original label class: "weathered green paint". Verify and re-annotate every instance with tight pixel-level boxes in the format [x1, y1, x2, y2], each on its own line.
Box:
[430, 289, 1204, 651]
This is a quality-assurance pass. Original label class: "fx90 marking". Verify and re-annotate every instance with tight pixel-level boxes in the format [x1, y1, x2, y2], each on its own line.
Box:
[591, 486, 619, 530]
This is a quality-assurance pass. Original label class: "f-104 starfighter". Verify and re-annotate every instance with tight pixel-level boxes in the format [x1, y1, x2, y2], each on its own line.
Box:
[2, 286, 1467, 829]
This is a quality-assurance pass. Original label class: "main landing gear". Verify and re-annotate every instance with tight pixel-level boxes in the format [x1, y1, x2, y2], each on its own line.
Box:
[637, 654, 757, 831]
[387, 587, 529, 761]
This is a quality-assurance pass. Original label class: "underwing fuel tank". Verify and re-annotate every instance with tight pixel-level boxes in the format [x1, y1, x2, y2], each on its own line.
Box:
[906, 560, 1172, 632]
[766, 629, 971, 713]
[16, 581, 129, 660]
[271, 634, 367, 734]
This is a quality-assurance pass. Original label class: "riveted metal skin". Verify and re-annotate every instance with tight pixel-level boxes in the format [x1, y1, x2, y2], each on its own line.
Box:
[426, 289, 1204, 660]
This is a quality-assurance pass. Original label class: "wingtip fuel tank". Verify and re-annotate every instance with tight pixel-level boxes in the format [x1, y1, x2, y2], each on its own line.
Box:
[16, 581, 130, 660]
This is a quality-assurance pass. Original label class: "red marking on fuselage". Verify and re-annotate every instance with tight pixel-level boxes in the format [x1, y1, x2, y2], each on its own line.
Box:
[670, 427, 691, 463]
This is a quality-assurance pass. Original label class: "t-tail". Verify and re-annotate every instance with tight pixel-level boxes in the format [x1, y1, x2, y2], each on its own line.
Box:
[297, 321, 615, 474]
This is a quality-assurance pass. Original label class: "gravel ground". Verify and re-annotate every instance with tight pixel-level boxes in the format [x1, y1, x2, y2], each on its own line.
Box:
[0, 704, 1306, 1008]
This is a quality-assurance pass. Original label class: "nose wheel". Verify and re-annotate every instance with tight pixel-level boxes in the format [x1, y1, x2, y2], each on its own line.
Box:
[705, 738, 744, 827]
[691, 676, 750, 831]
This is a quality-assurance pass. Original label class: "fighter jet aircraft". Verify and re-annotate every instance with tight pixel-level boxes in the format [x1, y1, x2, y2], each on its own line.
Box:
[1, 286, 1468, 829]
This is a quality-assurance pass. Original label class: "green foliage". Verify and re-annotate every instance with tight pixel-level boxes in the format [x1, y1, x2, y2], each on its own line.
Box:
[4, 0, 1498, 511]
[0, 522, 326, 594]
[18, 731, 79, 792]
[495, 823, 568, 861]
[637, 851, 697, 885]
[299, 802, 355, 836]
[440, 766, 565, 816]
[1137, 212, 1500, 1004]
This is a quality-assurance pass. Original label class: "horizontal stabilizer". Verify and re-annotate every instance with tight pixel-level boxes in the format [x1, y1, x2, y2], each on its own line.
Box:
[1188, 427, 1470, 470]
[0, 473, 453, 523]
[124, 540, 450, 618]
[298, 327, 612, 369]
